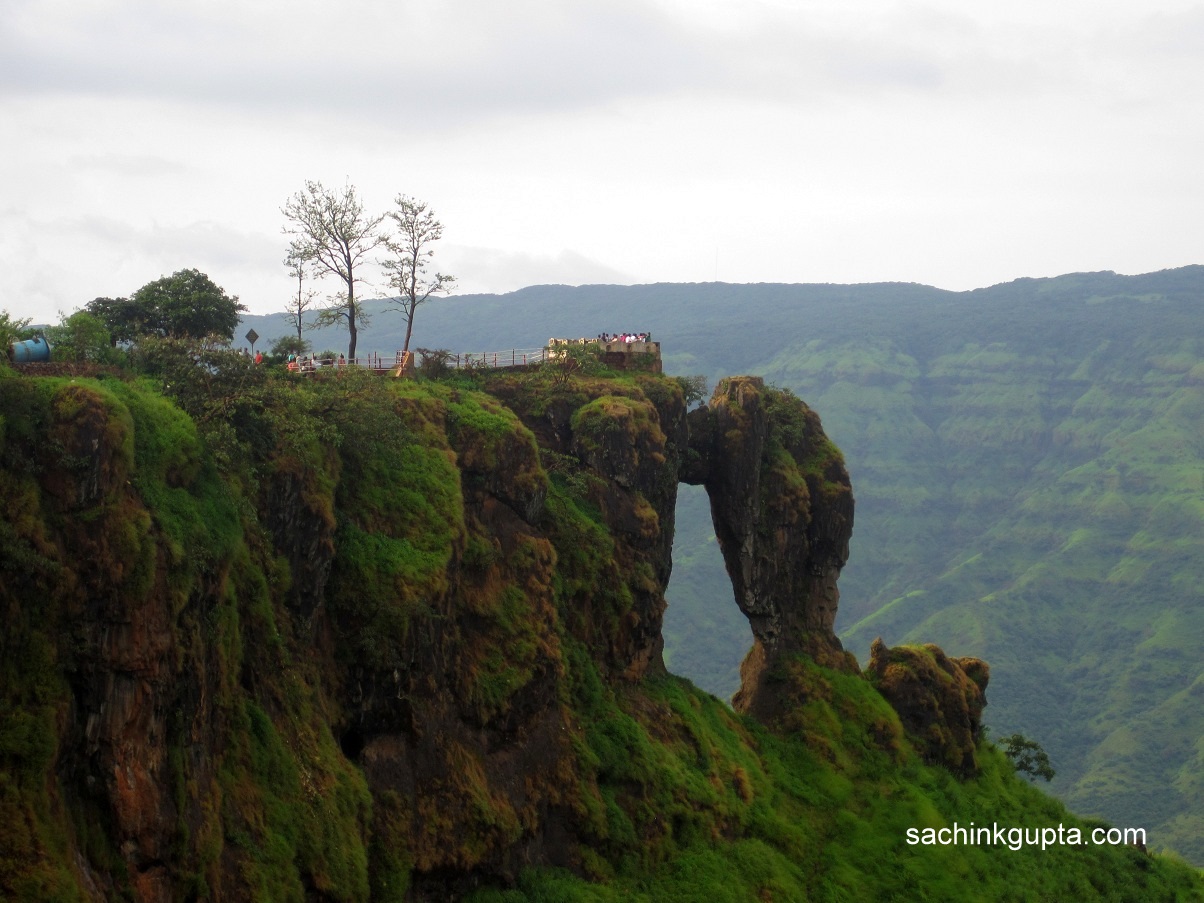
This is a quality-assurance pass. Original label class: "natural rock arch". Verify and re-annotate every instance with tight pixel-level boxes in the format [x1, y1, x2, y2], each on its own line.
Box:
[679, 376, 858, 718]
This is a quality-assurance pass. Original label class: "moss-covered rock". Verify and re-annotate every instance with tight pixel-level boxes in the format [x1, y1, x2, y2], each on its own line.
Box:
[865, 637, 989, 776]
[684, 377, 857, 720]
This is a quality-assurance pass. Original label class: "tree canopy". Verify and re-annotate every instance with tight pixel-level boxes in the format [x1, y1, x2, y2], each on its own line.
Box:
[86, 270, 246, 343]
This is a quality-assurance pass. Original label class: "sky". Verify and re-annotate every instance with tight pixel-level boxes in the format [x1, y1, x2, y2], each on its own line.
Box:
[3, 0, 1203, 323]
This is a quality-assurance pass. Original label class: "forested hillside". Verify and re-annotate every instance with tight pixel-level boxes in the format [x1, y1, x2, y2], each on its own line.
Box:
[243, 265, 1204, 862]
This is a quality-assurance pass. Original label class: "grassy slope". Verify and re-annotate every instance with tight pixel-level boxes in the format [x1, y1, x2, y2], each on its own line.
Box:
[468, 657, 1203, 903]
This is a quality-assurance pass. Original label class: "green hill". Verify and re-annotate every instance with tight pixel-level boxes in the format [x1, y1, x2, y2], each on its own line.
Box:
[2, 350, 1201, 900]
[239, 266, 1204, 862]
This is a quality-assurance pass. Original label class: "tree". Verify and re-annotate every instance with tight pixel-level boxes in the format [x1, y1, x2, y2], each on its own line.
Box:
[90, 270, 246, 343]
[268, 334, 308, 362]
[134, 269, 246, 341]
[545, 340, 604, 387]
[283, 249, 319, 349]
[674, 374, 709, 407]
[382, 194, 455, 354]
[85, 296, 149, 345]
[282, 180, 386, 361]
[999, 733, 1056, 782]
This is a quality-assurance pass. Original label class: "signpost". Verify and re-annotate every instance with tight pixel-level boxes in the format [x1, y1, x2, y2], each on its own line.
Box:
[245, 328, 259, 356]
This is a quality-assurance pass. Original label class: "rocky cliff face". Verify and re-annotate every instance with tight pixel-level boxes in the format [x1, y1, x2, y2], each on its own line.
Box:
[682, 377, 857, 719]
[0, 366, 986, 901]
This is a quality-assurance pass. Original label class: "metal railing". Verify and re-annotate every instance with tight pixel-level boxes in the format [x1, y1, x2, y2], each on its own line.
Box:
[287, 348, 550, 374]
[443, 348, 549, 369]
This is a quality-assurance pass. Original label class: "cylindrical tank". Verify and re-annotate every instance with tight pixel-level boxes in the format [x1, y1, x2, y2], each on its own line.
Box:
[7, 337, 51, 363]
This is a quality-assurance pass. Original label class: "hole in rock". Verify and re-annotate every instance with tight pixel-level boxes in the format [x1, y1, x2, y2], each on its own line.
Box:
[340, 725, 365, 761]
[663, 484, 753, 702]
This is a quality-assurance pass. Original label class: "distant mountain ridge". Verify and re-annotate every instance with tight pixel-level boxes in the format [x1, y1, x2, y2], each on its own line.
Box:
[243, 265, 1204, 861]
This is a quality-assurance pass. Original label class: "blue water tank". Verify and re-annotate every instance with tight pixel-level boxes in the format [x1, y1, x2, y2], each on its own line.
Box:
[7, 337, 51, 363]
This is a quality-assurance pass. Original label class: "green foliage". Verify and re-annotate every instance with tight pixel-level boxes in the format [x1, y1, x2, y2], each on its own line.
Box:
[1000, 733, 1056, 782]
[415, 347, 455, 379]
[85, 271, 246, 344]
[219, 696, 371, 902]
[570, 395, 666, 471]
[541, 649, 1200, 903]
[2, 352, 1203, 901]
[545, 342, 607, 386]
[233, 270, 1204, 865]
[268, 334, 309, 361]
[540, 447, 598, 499]
[84, 296, 145, 345]
[127, 336, 266, 472]
[672, 374, 708, 407]
[324, 379, 464, 670]
[129, 268, 247, 341]
[0, 310, 35, 349]
[43, 310, 117, 363]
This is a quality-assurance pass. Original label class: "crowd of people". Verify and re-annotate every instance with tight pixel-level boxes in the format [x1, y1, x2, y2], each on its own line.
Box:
[597, 332, 652, 344]
[286, 352, 347, 372]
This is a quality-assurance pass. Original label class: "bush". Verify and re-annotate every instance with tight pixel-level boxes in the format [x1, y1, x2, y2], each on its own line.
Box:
[44, 310, 118, 363]
[416, 348, 454, 379]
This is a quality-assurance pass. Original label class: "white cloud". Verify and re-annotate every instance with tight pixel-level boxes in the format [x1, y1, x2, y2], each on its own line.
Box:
[0, 0, 1201, 322]
[443, 245, 636, 295]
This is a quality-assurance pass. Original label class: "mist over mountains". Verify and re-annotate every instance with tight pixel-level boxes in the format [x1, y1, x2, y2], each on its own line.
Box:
[244, 265, 1204, 862]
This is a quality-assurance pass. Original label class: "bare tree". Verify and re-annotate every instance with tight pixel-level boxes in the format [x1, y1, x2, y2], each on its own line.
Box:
[382, 194, 456, 354]
[281, 180, 385, 360]
[283, 246, 319, 350]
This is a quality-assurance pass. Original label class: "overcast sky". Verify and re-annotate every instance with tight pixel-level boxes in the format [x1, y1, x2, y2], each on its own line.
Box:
[3, 0, 1202, 322]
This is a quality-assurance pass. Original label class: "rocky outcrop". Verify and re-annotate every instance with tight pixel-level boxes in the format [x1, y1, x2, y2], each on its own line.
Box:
[488, 376, 688, 682]
[866, 638, 990, 776]
[682, 376, 857, 719]
[0, 368, 993, 901]
[312, 376, 691, 894]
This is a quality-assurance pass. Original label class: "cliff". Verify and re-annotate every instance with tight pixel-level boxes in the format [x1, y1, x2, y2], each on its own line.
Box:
[0, 359, 1198, 901]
